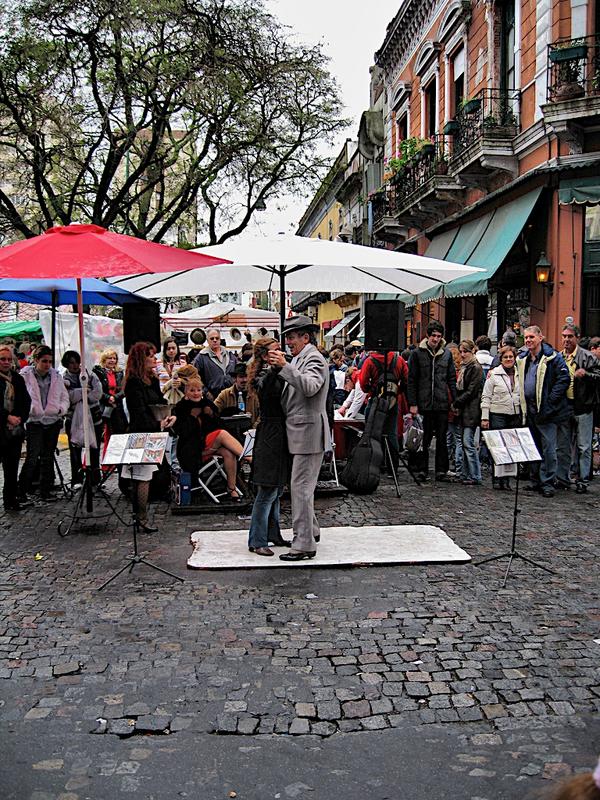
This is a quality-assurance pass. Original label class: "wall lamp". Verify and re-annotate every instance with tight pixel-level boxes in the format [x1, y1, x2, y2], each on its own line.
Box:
[535, 252, 554, 295]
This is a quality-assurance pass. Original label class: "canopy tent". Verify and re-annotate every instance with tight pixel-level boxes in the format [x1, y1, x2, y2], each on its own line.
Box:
[109, 231, 483, 334]
[0, 224, 230, 497]
[162, 301, 280, 332]
[0, 277, 148, 358]
[398, 187, 543, 307]
[0, 319, 42, 338]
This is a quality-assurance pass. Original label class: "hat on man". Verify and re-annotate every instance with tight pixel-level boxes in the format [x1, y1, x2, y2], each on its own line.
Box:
[283, 314, 319, 335]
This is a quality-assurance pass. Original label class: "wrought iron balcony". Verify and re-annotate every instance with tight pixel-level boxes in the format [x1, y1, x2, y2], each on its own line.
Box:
[393, 134, 452, 206]
[451, 88, 520, 158]
[547, 35, 600, 102]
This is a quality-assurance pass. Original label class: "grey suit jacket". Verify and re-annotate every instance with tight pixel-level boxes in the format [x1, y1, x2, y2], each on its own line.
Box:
[280, 344, 329, 455]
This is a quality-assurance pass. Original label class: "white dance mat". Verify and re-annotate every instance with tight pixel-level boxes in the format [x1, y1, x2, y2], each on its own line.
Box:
[187, 525, 471, 569]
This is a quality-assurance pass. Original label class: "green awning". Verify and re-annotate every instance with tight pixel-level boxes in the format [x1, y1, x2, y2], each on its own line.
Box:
[424, 227, 457, 259]
[0, 319, 42, 337]
[409, 187, 543, 304]
[558, 177, 600, 206]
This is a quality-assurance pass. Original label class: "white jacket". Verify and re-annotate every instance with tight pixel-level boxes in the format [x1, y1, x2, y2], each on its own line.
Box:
[21, 366, 69, 426]
[480, 365, 520, 421]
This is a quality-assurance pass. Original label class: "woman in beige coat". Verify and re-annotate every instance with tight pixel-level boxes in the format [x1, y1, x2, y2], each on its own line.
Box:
[481, 345, 521, 489]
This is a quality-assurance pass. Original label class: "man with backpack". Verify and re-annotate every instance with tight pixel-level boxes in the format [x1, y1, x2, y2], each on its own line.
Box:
[407, 321, 457, 481]
[359, 350, 408, 472]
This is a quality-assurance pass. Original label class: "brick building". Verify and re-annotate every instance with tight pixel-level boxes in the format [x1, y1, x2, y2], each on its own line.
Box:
[371, 0, 600, 346]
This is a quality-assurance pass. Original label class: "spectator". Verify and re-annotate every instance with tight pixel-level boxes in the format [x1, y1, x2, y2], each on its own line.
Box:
[0, 344, 31, 512]
[490, 329, 518, 368]
[407, 321, 457, 481]
[446, 343, 463, 477]
[330, 350, 349, 407]
[475, 335, 494, 377]
[93, 348, 127, 444]
[62, 350, 104, 488]
[240, 342, 254, 363]
[359, 349, 408, 472]
[337, 366, 367, 419]
[214, 362, 259, 425]
[156, 337, 185, 404]
[452, 340, 484, 485]
[557, 324, 600, 493]
[481, 345, 521, 489]
[516, 325, 571, 497]
[192, 327, 237, 400]
[589, 336, 600, 358]
[18, 345, 69, 503]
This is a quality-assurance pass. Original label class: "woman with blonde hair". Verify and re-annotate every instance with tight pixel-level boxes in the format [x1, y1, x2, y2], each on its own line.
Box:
[93, 348, 127, 446]
[246, 336, 291, 555]
[452, 339, 484, 485]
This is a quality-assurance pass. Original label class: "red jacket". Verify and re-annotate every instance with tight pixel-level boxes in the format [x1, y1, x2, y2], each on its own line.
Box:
[359, 352, 409, 435]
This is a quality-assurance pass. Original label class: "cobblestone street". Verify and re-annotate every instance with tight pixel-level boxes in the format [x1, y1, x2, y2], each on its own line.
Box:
[1, 460, 599, 800]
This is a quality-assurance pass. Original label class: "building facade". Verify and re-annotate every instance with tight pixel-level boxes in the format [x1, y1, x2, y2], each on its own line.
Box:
[363, 0, 600, 346]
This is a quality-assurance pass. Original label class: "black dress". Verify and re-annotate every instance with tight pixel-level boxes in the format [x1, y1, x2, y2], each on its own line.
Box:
[171, 397, 220, 477]
[251, 367, 290, 488]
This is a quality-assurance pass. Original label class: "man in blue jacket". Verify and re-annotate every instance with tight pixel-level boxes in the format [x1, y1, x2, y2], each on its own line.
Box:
[516, 325, 571, 497]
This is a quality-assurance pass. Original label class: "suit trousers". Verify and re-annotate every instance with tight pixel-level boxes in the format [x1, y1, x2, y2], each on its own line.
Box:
[289, 451, 323, 552]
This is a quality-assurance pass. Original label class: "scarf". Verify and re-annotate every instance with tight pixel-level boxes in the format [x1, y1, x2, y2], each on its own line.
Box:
[457, 353, 476, 390]
[0, 369, 15, 414]
[503, 365, 516, 390]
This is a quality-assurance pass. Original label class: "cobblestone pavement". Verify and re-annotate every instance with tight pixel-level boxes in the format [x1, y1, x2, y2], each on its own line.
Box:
[1, 456, 599, 799]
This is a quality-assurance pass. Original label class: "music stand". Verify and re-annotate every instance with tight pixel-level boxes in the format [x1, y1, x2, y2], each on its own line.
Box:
[475, 428, 557, 587]
[97, 432, 184, 590]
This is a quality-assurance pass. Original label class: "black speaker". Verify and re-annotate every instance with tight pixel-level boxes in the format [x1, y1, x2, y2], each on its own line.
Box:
[122, 301, 161, 353]
[364, 299, 405, 351]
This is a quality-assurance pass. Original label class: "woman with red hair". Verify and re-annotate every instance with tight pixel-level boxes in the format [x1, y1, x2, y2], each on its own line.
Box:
[124, 341, 176, 532]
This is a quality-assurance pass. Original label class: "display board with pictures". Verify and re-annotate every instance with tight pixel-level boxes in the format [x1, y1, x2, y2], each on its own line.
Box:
[101, 432, 170, 466]
[481, 428, 541, 465]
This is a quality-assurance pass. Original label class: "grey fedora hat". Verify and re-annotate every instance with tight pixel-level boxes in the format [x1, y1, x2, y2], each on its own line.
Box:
[282, 314, 319, 335]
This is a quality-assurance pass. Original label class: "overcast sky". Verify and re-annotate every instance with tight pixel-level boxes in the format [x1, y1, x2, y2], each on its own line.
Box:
[248, 0, 400, 235]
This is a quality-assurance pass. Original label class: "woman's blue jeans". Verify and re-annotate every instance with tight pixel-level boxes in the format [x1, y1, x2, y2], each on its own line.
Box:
[460, 426, 482, 482]
[248, 486, 283, 548]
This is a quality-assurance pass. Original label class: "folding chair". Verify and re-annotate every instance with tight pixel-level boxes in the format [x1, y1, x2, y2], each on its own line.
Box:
[190, 452, 247, 504]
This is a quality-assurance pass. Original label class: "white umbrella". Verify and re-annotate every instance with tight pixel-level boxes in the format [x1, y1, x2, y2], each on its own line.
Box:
[110, 232, 483, 333]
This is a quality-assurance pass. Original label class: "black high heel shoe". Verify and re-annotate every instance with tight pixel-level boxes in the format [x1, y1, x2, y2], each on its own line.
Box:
[227, 487, 242, 503]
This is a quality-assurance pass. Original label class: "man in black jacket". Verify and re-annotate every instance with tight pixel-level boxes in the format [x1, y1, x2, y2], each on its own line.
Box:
[0, 344, 31, 511]
[557, 324, 600, 493]
[407, 321, 457, 481]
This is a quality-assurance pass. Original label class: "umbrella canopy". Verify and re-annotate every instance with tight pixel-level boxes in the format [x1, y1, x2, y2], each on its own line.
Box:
[108, 232, 483, 332]
[0, 277, 147, 306]
[0, 224, 230, 483]
[0, 223, 228, 278]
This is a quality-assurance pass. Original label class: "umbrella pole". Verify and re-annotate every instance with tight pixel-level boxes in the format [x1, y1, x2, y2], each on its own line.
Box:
[279, 268, 286, 342]
[51, 289, 57, 362]
[77, 278, 93, 512]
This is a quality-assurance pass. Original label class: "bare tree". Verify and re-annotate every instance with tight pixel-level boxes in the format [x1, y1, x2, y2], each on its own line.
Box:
[0, 0, 347, 242]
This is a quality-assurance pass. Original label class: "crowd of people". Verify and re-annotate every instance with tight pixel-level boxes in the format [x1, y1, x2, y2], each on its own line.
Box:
[1, 317, 599, 551]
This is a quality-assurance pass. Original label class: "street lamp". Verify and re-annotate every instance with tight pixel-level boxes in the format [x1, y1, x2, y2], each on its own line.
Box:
[535, 252, 554, 295]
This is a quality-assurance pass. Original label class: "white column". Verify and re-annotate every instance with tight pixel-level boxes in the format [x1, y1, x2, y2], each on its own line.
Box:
[514, 0, 522, 89]
[444, 56, 451, 122]
[535, 0, 551, 120]
[420, 88, 426, 138]
[435, 66, 441, 132]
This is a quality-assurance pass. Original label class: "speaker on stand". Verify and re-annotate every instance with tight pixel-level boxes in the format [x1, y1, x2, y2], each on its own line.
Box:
[122, 301, 162, 353]
[364, 299, 405, 352]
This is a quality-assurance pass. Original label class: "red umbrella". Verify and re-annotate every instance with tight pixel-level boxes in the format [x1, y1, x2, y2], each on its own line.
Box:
[0, 223, 226, 277]
[0, 224, 230, 481]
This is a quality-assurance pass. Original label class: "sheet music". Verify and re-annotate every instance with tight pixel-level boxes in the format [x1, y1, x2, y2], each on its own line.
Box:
[482, 428, 541, 465]
[102, 432, 170, 465]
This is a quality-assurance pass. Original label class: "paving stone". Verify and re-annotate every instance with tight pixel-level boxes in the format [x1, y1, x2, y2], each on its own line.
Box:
[53, 662, 81, 677]
[107, 718, 135, 737]
[289, 718, 310, 735]
[135, 715, 171, 733]
[405, 683, 429, 698]
[311, 721, 337, 736]
[360, 715, 388, 730]
[342, 700, 371, 718]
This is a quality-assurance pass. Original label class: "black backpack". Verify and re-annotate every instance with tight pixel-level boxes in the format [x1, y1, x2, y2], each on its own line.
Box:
[369, 355, 400, 405]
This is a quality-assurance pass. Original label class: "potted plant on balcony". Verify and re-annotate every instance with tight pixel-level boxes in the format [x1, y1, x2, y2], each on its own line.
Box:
[419, 138, 435, 157]
[461, 95, 482, 114]
[554, 58, 586, 100]
[443, 119, 459, 135]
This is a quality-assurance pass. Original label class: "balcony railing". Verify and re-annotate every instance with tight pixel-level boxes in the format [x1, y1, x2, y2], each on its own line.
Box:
[392, 134, 452, 207]
[547, 34, 600, 102]
[451, 88, 520, 157]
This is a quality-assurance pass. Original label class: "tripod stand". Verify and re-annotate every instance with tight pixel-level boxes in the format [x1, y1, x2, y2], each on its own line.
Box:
[475, 466, 557, 587]
[53, 449, 73, 499]
[97, 486, 184, 590]
[57, 464, 129, 537]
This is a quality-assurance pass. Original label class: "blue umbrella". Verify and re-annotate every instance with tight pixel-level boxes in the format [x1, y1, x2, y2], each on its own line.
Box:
[0, 277, 150, 358]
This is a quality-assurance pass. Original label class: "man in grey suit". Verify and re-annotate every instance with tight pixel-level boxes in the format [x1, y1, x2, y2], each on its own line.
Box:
[267, 315, 329, 561]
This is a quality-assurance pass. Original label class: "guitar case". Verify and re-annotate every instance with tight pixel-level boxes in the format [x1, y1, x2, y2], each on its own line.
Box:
[340, 397, 389, 494]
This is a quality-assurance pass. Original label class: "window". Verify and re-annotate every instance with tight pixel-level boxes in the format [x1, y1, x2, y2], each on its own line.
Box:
[501, 0, 516, 92]
[424, 81, 437, 137]
[396, 113, 408, 145]
[452, 47, 465, 115]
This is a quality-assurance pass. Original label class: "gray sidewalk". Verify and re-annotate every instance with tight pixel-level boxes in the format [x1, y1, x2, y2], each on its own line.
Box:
[1, 462, 599, 799]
